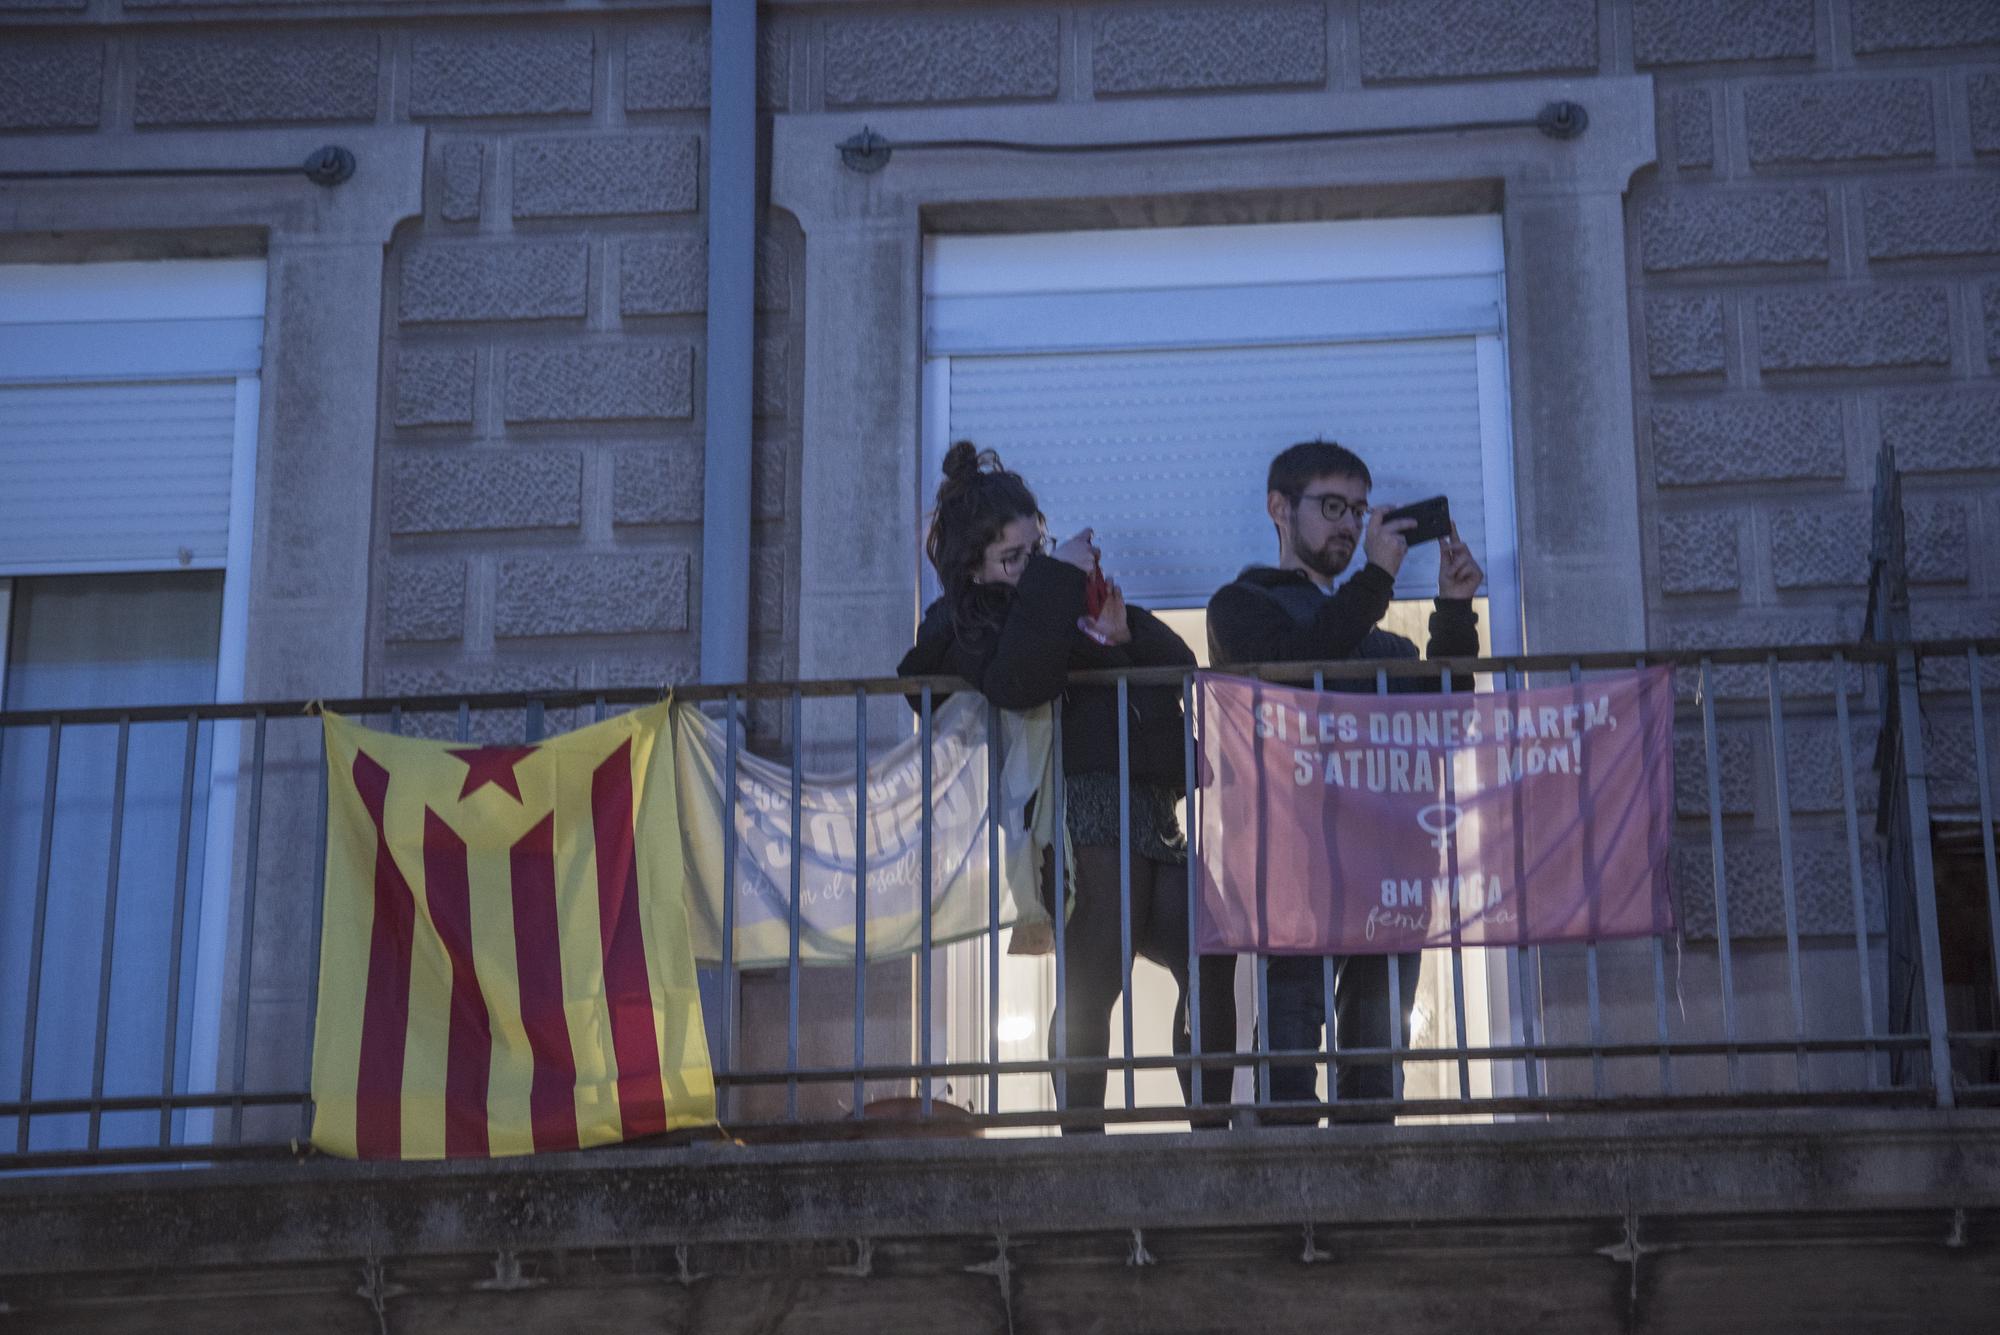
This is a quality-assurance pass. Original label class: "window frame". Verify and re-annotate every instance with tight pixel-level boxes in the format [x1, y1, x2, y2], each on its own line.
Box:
[919, 216, 1524, 653]
[775, 77, 1657, 1109]
[0, 126, 423, 1131]
[0, 257, 267, 1146]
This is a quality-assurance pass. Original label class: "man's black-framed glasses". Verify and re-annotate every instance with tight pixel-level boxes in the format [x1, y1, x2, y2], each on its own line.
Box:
[1294, 490, 1367, 525]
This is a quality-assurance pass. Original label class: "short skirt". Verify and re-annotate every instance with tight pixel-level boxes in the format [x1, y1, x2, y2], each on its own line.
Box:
[1062, 772, 1186, 865]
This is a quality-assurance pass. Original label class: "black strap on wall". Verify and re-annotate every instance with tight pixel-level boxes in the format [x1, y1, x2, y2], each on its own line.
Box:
[839, 101, 1587, 173]
[0, 145, 355, 187]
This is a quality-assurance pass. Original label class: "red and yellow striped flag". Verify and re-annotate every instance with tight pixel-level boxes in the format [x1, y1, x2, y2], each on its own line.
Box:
[310, 701, 713, 1159]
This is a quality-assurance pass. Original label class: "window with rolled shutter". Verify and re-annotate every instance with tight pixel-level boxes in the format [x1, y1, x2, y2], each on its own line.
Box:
[0, 258, 264, 576]
[0, 258, 264, 1153]
[922, 218, 1520, 652]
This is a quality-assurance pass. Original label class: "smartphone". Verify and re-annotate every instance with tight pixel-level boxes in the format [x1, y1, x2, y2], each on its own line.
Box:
[1383, 495, 1452, 546]
[1083, 558, 1110, 618]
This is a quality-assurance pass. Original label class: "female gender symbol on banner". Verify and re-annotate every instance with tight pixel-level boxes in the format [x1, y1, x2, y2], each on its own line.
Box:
[1416, 802, 1464, 852]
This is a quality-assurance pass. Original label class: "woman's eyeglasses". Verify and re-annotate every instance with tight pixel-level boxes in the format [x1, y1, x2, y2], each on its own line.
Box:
[994, 535, 1051, 576]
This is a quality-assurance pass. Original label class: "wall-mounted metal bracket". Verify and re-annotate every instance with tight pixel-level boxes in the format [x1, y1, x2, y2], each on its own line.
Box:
[1536, 100, 1589, 140]
[839, 128, 893, 174]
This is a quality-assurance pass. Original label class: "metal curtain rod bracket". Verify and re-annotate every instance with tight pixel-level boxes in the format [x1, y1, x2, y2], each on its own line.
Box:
[838, 100, 1587, 173]
[0, 145, 356, 187]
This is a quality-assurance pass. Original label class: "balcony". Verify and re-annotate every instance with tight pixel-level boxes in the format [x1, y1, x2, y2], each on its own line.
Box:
[2, 640, 1998, 1331]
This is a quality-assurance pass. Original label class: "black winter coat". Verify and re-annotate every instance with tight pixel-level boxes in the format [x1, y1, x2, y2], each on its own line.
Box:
[896, 554, 1196, 789]
[1206, 563, 1479, 694]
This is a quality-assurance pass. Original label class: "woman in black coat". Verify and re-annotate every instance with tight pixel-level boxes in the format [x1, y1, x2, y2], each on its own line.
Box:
[898, 441, 1235, 1124]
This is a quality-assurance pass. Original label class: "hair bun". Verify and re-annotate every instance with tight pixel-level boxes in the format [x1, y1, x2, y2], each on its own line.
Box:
[943, 439, 981, 481]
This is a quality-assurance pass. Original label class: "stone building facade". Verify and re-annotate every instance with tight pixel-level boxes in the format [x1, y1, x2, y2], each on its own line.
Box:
[4, 0, 1994, 726]
[3, 1, 2000, 1328]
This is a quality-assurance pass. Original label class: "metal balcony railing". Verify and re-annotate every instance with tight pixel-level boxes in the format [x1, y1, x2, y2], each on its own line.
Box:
[1, 638, 1996, 1169]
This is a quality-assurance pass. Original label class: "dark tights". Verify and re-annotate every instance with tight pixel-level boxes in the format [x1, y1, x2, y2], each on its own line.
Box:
[1050, 845, 1237, 1124]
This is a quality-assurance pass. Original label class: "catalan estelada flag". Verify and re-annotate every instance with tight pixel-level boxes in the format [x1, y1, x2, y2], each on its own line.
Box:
[310, 701, 713, 1159]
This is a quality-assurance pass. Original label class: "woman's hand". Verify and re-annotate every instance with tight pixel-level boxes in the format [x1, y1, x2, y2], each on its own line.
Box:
[1050, 528, 1098, 573]
[1079, 581, 1132, 646]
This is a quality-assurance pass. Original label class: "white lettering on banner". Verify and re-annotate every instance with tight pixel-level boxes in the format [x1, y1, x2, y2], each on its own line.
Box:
[1273, 692, 1620, 799]
[1363, 874, 1516, 941]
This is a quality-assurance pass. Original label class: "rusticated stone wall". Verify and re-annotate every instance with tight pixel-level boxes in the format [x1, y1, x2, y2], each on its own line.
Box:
[2, 0, 802, 718]
[2, 1, 1997, 1096]
[14, 0, 1988, 715]
[1623, 0, 1999, 964]
[369, 16, 797, 712]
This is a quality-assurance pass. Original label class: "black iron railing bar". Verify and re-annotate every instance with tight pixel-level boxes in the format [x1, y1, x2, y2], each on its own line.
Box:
[1380, 667, 1406, 1103]
[698, 1030, 1938, 1087]
[1444, 665, 1473, 1103]
[0, 1029, 1938, 1121]
[984, 699, 1001, 1115]
[1766, 657, 1812, 1093]
[14, 719, 62, 1155]
[1117, 674, 1136, 1110]
[1831, 653, 1880, 1089]
[298, 726, 329, 1141]
[1633, 656, 1675, 1097]
[1504, 665, 1545, 1101]
[1968, 651, 2000, 1029]
[1314, 669, 1338, 1108]
[919, 686, 936, 1116]
[15, 638, 2000, 728]
[85, 717, 133, 1152]
[1569, 662, 1609, 1102]
[852, 688, 868, 1122]
[786, 690, 803, 1121]
[0, 1087, 1946, 1174]
[719, 691, 740, 1124]
[1893, 646, 1957, 1106]
[156, 714, 202, 1148]
[228, 713, 269, 1144]
[1051, 702, 1067, 1113]
[1699, 660, 1742, 1094]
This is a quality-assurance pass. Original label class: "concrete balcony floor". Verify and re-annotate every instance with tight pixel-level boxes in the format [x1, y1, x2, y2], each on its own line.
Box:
[3, 1108, 1998, 1332]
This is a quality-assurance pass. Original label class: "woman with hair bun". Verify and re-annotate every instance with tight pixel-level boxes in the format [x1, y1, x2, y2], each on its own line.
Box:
[898, 441, 1235, 1127]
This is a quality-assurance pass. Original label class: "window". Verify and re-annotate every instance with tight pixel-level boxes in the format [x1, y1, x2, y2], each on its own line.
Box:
[919, 220, 1524, 1120]
[0, 259, 263, 1150]
[921, 217, 1519, 653]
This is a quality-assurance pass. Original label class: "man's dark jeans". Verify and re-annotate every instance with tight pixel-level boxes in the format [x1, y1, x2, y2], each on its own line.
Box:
[1263, 950, 1421, 1106]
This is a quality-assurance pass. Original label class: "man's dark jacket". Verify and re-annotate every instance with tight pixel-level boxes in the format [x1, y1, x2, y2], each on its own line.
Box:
[898, 554, 1196, 788]
[1206, 561, 1478, 687]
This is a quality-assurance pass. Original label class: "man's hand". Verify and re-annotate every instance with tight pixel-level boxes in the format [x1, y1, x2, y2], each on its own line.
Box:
[1363, 506, 1416, 578]
[1438, 523, 1484, 599]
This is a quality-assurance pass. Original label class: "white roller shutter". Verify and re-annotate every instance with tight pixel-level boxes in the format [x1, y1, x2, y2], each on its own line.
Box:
[0, 381, 240, 572]
[0, 259, 264, 576]
[923, 219, 1519, 633]
[946, 338, 1488, 606]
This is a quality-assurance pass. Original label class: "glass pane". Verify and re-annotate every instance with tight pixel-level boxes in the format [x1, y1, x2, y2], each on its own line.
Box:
[0, 572, 222, 1150]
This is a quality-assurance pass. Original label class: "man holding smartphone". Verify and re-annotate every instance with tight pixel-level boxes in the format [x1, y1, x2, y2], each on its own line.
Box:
[1205, 439, 1484, 1121]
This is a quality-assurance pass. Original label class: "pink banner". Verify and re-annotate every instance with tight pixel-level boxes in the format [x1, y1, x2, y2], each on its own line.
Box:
[1194, 667, 1675, 954]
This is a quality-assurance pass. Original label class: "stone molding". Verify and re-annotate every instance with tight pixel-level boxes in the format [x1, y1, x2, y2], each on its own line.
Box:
[771, 76, 1658, 684]
[0, 123, 425, 699]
